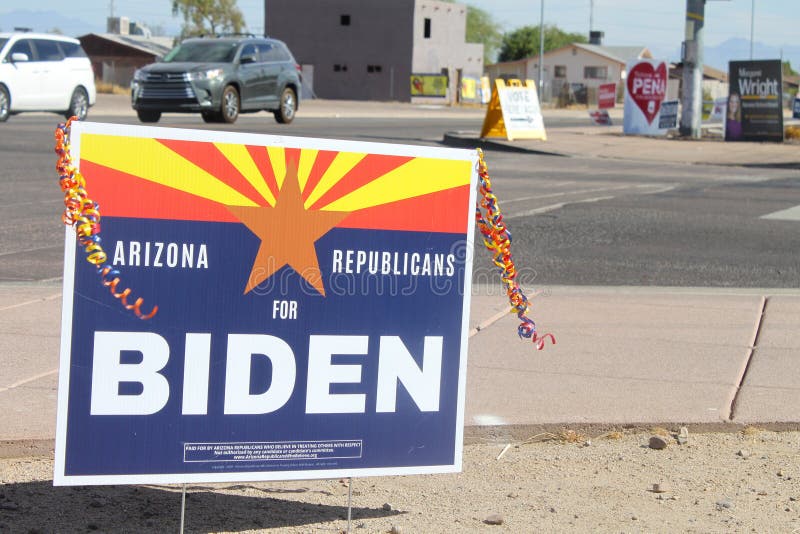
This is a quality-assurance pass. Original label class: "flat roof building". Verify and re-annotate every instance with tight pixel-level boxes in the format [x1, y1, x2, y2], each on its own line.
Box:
[265, 0, 483, 102]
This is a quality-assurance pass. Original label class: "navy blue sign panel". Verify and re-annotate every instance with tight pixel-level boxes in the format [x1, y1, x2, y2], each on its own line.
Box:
[55, 123, 477, 485]
[726, 59, 784, 142]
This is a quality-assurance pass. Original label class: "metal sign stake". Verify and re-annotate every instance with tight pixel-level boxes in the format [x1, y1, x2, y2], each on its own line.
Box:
[347, 477, 354, 533]
[179, 484, 187, 534]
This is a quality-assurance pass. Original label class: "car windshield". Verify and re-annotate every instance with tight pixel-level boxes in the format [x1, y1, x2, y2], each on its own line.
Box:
[0, 38, 8, 54]
[162, 41, 239, 63]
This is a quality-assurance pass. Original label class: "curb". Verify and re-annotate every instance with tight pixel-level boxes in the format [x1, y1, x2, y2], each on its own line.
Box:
[441, 131, 568, 156]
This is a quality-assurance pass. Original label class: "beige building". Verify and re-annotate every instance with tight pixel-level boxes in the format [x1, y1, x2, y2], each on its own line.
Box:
[486, 43, 652, 104]
[265, 0, 483, 102]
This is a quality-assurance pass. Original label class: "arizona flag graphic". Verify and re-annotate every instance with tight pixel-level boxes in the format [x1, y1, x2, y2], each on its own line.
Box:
[55, 122, 478, 485]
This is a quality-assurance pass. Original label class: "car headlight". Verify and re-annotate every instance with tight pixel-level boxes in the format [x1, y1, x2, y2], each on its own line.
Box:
[187, 69, 224, 81]
[133, 69, 147, 82]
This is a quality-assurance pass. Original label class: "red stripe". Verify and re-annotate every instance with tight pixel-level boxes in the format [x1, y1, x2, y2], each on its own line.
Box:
[156, 139, 268, 206]
[338, 185, 471, 234]
[79, 160, 471, 232]
[301, 150, 339, 201]
[309, 153, 414, 210]
[80, 160, 237, 222]
[245, 144, 279, 200]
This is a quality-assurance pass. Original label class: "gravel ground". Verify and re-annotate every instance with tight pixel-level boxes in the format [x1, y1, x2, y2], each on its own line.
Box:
[1, 428, 799, 533]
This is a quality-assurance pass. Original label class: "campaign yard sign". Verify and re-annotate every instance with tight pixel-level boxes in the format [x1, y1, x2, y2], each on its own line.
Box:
[658, 100, 679, 130]
[726, 60, 784, 142]
[410, 74, 448, 97]
[623, 59, 670, 135]
[480, 79, 546, 141]
[55, 123, 478, 485]
[597, 83, 617, 109]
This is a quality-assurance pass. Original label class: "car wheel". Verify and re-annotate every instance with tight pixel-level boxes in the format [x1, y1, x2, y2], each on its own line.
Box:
[65, 87, 89, 120]
[220, 85, 239, 124]
[201, 111, 220, 123]
[274, 87, 296, 124]
[0, 86, 9, 122]
[137, 110, 162, 123]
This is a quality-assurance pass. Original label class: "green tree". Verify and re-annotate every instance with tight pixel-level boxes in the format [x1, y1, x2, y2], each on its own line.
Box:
[442, 1, 502, 64]
[498, 25, 587, 62]
[465, 7, 502, 64]
[171, 0, 245, 38]
[782, 61, 798, 77]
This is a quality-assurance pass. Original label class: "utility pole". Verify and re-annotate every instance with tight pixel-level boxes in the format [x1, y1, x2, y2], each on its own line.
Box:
[679, 0, 705, 139]
[538, 1, 545, 95]
[749, 0, 755, 59]
[590, 0, 594, 32]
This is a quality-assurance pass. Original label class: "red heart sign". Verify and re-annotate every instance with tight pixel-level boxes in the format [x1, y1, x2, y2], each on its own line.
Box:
[626, 62, 667, 124]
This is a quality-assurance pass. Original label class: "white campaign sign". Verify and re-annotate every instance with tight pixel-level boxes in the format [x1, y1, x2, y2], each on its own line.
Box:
[623, 59, 670, 136]
[498, 86, 546, 140]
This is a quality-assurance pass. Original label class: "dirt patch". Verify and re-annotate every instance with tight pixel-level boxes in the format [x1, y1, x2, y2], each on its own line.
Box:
[2, 430, 800, 532]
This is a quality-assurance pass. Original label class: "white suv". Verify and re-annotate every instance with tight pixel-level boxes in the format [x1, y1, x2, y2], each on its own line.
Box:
[0, 32, 96, 122]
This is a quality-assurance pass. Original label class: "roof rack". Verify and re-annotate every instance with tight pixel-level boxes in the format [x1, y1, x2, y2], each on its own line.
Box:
[214, 32, 257, 38]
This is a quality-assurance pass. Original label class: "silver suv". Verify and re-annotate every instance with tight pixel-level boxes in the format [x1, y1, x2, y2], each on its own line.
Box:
[131, 35, 301, 124]
[0, 32, 96, 122]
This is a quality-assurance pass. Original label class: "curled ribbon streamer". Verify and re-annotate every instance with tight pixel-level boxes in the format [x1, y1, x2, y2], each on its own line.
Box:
[475, 148, 554, 350]
[55, 117, 158, 320]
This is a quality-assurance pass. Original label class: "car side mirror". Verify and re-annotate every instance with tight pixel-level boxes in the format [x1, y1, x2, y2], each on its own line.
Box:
[11, 52, 30, 62]
[240, 53, 257, 65]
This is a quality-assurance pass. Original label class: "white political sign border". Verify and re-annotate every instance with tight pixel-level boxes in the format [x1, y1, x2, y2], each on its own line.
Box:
[53, 122, 479, 486]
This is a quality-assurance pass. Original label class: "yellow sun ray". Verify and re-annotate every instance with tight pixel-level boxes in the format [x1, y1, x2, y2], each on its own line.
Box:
[297, 149, 318, 193]
[319, 157, 472, 212]
[303, 151, 367, 209]
[267, 146, 286, 189]
[80, 134, 259, 206]
[213, 142, 276, 206]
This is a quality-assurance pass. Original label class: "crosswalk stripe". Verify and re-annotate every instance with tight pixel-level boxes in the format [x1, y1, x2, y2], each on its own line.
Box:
[761, 205, 800, 221]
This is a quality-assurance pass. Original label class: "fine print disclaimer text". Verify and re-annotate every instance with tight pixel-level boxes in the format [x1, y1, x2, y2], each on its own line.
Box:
[184, 440, 363, 462]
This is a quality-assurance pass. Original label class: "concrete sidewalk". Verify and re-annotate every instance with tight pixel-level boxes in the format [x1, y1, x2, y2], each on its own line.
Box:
[3, 97, 799, 455]
[2, 283, 800, 455]
[443, 115, 800, 168]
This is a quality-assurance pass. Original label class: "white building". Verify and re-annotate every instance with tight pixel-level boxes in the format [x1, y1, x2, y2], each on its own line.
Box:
[486, 43, 652, 104]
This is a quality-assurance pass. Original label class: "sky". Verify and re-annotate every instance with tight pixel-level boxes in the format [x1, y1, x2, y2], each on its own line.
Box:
[2, 0, 798, 64]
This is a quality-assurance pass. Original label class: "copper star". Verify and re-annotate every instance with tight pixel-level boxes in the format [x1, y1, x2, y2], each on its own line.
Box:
[227, 162, 349, 295]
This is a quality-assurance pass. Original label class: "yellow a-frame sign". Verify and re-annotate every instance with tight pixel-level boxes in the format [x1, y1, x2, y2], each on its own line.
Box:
[480, 79, 547, 141]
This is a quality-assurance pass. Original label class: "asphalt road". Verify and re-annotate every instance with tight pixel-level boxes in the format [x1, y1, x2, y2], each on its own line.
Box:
[1, 112, 799, 287]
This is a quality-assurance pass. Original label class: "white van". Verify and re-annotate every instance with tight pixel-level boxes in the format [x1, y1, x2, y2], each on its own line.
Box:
[0, 32, 96, 122]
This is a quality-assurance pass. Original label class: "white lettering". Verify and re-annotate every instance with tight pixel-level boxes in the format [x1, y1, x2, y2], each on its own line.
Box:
[223, 334, 296, 415]
[182, 333, 211, 415]
[154, 242, 164, 267]
[166, 243, 178, 267]
[332, 249, 343, 273]
[197, 244, 208, 268]
[113, 241, 125, 266]
[306, 335, 368, 414]
[181, 244, 194, 268]
[87, 332, 447, 416]
[356, 250, 367, 273]
[90, 331, 170, 415]
[129, 241, 141, 266]
[272, 300, 298, 319]
[376, 336, 442, 412]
